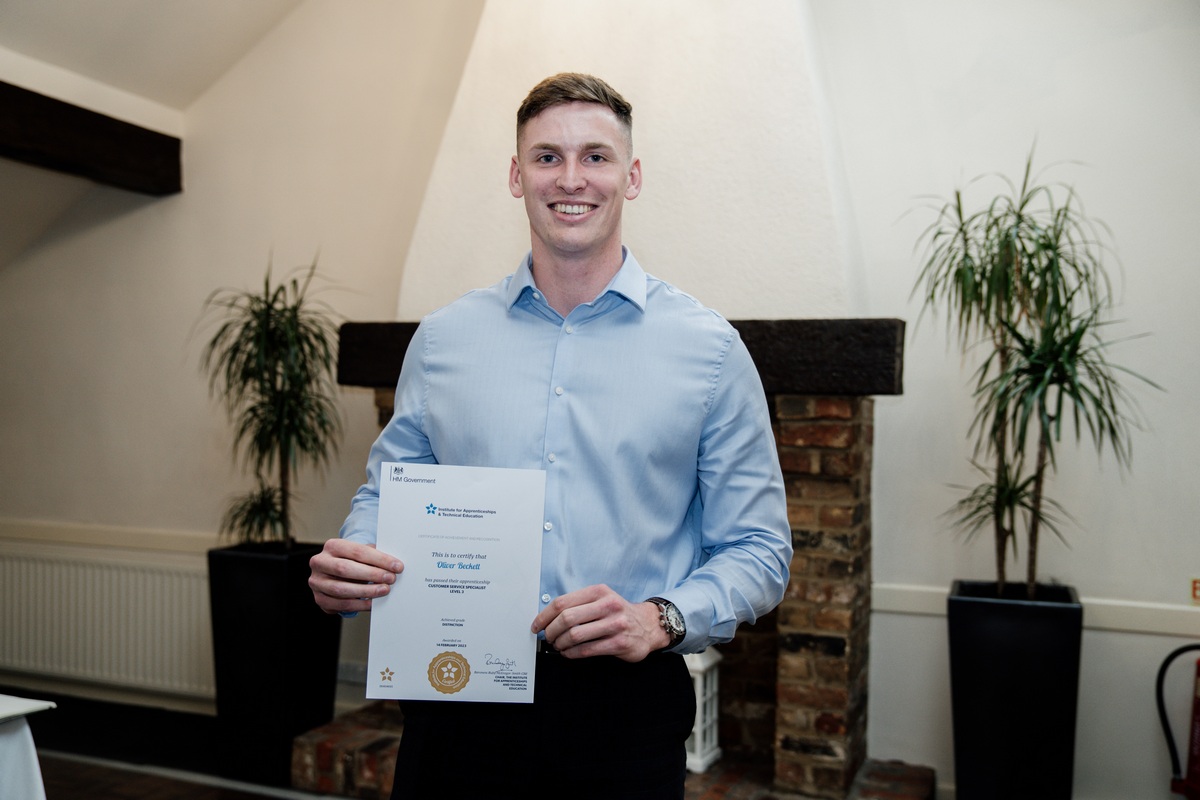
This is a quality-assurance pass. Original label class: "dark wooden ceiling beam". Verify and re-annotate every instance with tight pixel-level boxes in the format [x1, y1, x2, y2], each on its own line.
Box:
[0, 81, 181, 196]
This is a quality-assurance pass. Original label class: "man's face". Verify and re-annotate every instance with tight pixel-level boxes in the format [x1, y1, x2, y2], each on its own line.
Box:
[509, 101, 641, 264]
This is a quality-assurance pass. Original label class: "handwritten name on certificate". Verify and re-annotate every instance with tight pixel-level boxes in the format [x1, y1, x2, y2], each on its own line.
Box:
[367, 463, 546, 703]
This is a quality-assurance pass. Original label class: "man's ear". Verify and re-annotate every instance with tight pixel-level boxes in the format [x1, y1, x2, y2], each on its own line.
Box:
[624, 157, 642, 201]
[509, 156, 524, 199]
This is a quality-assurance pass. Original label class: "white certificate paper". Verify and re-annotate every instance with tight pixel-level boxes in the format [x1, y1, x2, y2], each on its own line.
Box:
[367, 462, 545, 703]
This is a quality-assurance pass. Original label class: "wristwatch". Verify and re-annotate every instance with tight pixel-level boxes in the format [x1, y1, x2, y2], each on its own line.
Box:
[646, 597, 686, 649]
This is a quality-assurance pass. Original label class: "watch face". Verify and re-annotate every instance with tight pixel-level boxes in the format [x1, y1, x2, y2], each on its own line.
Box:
[664, 604, 685, 635]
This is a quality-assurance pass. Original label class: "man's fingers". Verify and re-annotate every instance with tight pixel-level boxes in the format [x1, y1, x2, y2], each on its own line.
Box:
[530, 584, 611, 634]
[311, 540, 402, 583]
[534, 584, 630, 648]
[553, 616, 618, 651]
[317, 556, 398, 587]
[309, 538, 404, 615]
[310, 571, 392, 599]
[531, 584, 663, 662]
[319, 539, 404, 573]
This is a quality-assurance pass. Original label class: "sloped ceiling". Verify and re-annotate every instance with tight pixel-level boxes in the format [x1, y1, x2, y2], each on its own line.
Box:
[0, 0, 303, 108]
[0, 0, 303, 267]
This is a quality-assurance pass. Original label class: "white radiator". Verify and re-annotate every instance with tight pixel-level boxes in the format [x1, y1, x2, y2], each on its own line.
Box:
[0, 546, 215, 700]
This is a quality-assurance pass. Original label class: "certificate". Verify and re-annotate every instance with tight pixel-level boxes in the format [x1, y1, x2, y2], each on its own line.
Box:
[366, 462, 546, 703]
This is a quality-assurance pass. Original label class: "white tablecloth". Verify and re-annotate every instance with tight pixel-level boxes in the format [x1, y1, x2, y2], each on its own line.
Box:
[0, 694, 54, 800]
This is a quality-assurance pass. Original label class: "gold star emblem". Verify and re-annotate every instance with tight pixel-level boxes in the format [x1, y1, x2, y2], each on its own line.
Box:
[380, 667, 394, 681]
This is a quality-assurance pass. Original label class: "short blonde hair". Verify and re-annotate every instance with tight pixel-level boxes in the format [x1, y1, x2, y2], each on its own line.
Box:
[516, 73, 632, 145]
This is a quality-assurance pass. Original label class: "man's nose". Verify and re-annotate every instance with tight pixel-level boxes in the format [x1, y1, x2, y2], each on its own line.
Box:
[556, 161, 585, 193]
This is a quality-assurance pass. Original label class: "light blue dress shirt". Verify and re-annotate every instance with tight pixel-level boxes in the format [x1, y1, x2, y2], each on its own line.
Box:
[339, 250, 792, 652]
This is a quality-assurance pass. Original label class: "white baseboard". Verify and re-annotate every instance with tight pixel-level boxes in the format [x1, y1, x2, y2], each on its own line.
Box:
[872, 582, 1199, 639]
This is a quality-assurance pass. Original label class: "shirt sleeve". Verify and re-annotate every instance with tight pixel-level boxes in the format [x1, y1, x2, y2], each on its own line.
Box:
[667, 333, 793, 652]
[337, 322, 436, 546]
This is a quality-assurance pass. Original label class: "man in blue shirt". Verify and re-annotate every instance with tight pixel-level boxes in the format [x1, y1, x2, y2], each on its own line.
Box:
[309, 73, 791, 799]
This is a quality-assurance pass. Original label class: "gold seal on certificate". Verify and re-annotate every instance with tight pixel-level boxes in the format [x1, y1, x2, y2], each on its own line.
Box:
[427, 652, 471, 694]
[367, 463, 546, 703]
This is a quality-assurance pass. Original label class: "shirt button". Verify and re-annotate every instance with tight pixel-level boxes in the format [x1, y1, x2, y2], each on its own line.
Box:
[547, 453, 556, 463]
[541, 593, 552, 604]
[554, 386, 564, 396]
[543, 521, 553, 531]
[533, 291, 542, 300]
[564, 324, 574, 334]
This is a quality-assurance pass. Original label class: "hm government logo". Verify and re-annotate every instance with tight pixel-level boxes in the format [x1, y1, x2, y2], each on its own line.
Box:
[427, 651, 471, 695]
[425, 503, 437, 515]
[389, 465, 405, 481]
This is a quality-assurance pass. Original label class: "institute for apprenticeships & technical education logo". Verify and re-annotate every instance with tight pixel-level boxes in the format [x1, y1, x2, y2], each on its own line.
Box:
[427, 651, 471, 695]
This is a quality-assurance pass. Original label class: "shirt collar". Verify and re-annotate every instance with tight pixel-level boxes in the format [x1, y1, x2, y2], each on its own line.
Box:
[506, 248, 647, 314]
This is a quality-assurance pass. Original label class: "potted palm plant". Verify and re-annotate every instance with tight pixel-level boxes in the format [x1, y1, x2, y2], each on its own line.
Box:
[199, 259, 343, 786]
[913, 151, 1156, 800]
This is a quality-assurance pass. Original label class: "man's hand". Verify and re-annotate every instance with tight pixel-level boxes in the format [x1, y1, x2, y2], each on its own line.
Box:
[309, 538, 403, 615]
[530, 584, 670, 662]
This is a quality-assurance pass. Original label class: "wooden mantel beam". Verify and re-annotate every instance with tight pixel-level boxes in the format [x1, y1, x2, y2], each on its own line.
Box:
[338, 318, 906, 398]
[0, 81, 181, 196]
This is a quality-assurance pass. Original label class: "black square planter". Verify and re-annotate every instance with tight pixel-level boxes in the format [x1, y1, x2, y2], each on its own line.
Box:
[947, 580, 1083, 800]
[208, 541, 341, 787]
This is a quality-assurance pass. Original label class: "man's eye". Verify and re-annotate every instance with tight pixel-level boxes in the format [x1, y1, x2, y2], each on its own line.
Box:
[537, 154, 558, 164]
[584, 154, 606, 163]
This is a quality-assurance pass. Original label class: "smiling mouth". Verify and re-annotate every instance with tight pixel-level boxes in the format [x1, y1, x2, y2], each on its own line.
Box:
[551, 203, 594, 215]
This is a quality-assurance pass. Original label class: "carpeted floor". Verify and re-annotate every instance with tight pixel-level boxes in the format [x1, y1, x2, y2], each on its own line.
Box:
[40, 753, 315, 800]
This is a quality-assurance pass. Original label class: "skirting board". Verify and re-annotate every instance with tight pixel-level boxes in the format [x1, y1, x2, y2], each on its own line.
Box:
[0, 519, 214, 554]
[873, 582, 1199, 639]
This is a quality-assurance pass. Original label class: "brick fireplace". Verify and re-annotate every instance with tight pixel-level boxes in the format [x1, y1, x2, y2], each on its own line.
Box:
[338, 317, 904, 799]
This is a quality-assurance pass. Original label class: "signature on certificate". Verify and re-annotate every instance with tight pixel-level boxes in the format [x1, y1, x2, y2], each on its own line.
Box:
[484, 653, 516, 671]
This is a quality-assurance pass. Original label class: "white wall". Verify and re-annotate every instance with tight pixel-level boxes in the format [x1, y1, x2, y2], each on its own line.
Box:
[0, 1, 1197, 797]
[397, 0, 849, 320]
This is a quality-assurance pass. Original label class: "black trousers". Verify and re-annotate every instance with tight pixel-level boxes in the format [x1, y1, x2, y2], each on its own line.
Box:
[390, 650, 696, 799]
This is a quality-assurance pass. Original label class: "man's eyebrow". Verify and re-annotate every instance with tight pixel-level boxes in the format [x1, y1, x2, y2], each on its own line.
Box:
[526, 141, 618, 154]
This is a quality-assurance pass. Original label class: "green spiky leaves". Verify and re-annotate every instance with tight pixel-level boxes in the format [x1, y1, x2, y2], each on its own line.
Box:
[914, 151, 1155, 597]
[200, 259, 343, 543]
